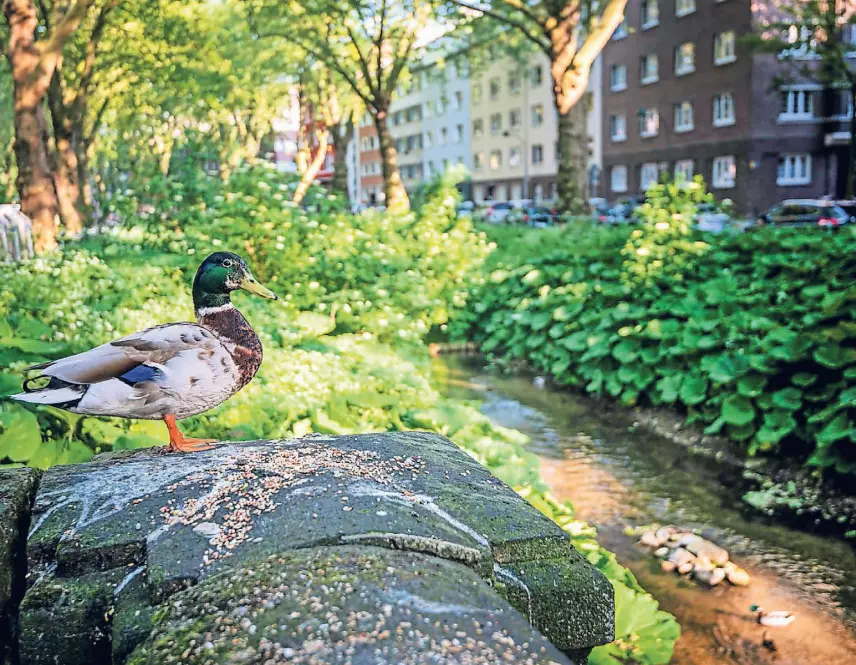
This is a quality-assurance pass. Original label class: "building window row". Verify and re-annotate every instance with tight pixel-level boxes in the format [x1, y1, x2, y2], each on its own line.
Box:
[613, 32, 738, 95]
[360, 161, 381, 177]
[474, 104, 545, 137]
[473, 65, 544, 104]
[473, 144, 547, 171]
[609, 151, 813, 196]
[392, 105, 422, 126]
[359, 136, 379, 151]
[608, 93, 733, 143]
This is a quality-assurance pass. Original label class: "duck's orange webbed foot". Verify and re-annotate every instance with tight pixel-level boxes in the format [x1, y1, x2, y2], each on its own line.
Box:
[163, 414, 217, 453]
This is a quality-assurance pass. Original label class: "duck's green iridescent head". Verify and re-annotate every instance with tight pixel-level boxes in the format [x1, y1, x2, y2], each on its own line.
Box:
[192, 251, 277, 312]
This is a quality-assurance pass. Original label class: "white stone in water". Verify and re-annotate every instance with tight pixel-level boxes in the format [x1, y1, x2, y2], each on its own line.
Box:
[639, 531, 663, 548]
[667, 547, 695, 567]
[194, 522, 221, 539]
[661, 560, 677, 573]
[693, 567, 727, 586]
[677, 562, 694, 575]
[654, 547, 670, 559]
[727, 567, 751, 586]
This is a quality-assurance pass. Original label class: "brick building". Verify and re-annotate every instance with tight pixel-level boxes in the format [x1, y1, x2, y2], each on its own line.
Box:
[601, 0, 855, 215]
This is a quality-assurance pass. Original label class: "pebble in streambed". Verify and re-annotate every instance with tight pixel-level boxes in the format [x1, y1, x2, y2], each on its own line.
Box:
[633, 524, 753, 587]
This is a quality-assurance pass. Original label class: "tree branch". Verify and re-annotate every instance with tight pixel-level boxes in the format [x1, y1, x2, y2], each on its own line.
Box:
[449, 0, 551, 52]
[342, 21, 378, 98]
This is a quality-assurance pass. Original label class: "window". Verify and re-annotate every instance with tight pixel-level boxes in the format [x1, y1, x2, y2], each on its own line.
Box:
[424, 131, 433, 148]
[610, 114, 627, 141]
[714, 31, 736, 65]
[509, 74, 522, 94]
[473, 118, 484, 137]
[531, 104, 544, 127]
[610, 64, 627, 91]
[453, 91, 463, 110]
[639, 107, 659, 137]
[426, 161, 434, 177]
[490, 113, 502, 134]
[455, 123, 464, 143]
[509, 109, 521, 128]
[675, 42, 695, 75]
[611, 165, 628, 192]
[613, 18, 628, 40]
[676, 0, 695, 17]
[779, 89, 814, 120]
[509, 146, 521, 167]
[439, 127, 448, 145]
[489, 78, 501, 99]
[532, 65, 543, 86]
[640, 162, 659, 190]
[474, 152, 484, 170]
[489, 150, 502, 170]
[532, 144, 544, 165]
[674, 159, 694, 182]
[473, 84, 482, 104]
[713, 93, 735, 127]
[436, 97, 446, 114]
[641, 0, 659, 29]
[712, 155, 736, 188]
[777, 154, 812, 185]
[641, 54, 659, 84]
[832, 90, 854, 119]
[674, 101, 694, 132]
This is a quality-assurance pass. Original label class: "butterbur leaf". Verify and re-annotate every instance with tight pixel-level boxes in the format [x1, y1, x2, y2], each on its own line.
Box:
[612, 339, 640, 364]
[816, 413, 853, 447]
[737, 374, 767, 398]
[657, 374, 682, 403]
[0, 407, 42, 462]
[791, 372, 817, 388]
[771, 387, 802, 411]
[814, 344, 856, 369]
[721, 395, 756, 427]
[679, 374, 708, 406]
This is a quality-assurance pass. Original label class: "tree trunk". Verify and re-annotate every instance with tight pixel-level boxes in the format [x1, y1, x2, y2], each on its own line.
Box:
[555, 97, 583, 214]
[292, 128, 329, 206]
[848, 82, 856, 199]
[48, 75, 83, 234]
[374, 109, 409, 213]
[330, 120, 353, 201]
[76, 130, 93, 210]
[4, 0, 60, 251]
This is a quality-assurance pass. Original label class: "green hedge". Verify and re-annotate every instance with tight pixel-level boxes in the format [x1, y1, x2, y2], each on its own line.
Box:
[452, 181, 856, 476]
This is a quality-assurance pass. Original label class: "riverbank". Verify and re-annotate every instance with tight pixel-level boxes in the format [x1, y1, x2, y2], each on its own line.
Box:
[437, 356, 856, 665]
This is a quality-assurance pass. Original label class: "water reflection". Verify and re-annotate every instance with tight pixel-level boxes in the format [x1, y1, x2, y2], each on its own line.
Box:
[438, 357, 856, 665]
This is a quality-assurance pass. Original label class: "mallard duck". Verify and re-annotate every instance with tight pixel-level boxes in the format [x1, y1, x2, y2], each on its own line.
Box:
[11, 252, 276, 453]
[750, 605, 795, 627]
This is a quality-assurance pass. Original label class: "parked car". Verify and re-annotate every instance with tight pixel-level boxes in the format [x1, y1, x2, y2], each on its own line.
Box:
[757, 200, 851, 229]
[456, 200, 475, 218]
[483, 202, 514, 224]
[508, 206, 556, 227]
[828, 200, 856, 221]
[694, 203, 731, 233]
[601, 201, 640, 224]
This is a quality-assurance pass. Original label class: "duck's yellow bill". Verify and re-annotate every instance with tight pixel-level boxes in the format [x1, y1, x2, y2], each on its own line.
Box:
[240, 273, 277, 300]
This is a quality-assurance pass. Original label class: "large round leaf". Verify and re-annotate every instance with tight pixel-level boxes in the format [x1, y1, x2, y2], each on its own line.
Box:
[721, 395, 756, 427]
[679, 374, 708, 406]
[0, 407, 42, 462]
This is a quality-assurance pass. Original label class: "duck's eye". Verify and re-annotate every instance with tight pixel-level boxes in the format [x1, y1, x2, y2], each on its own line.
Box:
[222, 259, 234, 268]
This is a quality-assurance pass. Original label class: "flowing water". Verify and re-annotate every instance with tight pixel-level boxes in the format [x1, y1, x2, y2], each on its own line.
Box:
[436, 356, 856, 665]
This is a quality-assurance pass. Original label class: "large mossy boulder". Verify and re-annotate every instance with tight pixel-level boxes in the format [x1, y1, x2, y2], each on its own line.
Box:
[15, 432, 613, 664]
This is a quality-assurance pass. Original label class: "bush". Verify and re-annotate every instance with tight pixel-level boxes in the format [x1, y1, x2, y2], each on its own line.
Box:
[0, 167, 678, 665]
[454, 189, 856, 477]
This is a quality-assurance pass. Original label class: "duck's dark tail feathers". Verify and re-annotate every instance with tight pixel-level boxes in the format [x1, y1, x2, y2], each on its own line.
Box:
[10, 376, 85, 409]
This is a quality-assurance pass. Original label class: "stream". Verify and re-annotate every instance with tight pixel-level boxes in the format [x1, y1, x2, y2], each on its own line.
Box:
[436, 356, 856, 665]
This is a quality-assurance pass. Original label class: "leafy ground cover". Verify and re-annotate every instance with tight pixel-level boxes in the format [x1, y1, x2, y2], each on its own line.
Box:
[452, 180, 856, 480]
[0, 164, 678, 665]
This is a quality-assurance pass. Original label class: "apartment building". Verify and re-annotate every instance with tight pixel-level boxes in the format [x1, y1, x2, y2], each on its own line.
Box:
[469, 51, 602, 204]
[357, 114, 384, 205]
[602, 0, 855, 214]
[420, 49, 472, 193]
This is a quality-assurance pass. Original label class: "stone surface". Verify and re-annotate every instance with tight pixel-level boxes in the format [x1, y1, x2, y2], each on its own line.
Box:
[129, 545, 573, 665]
[0, 466, 39, 662]
[19, 433, 613, 663]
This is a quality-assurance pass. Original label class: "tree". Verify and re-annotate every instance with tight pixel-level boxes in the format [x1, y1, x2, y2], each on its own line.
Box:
[448, 0, 626, 212]
[2, 0, 98, 250]
[247, 0, 437, 213]
[751, 1, 856, 197]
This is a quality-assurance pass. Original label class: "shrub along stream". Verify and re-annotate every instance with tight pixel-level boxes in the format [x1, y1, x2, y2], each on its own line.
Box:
[451, 180, 856, 486]
[0, 165, 679, 665]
